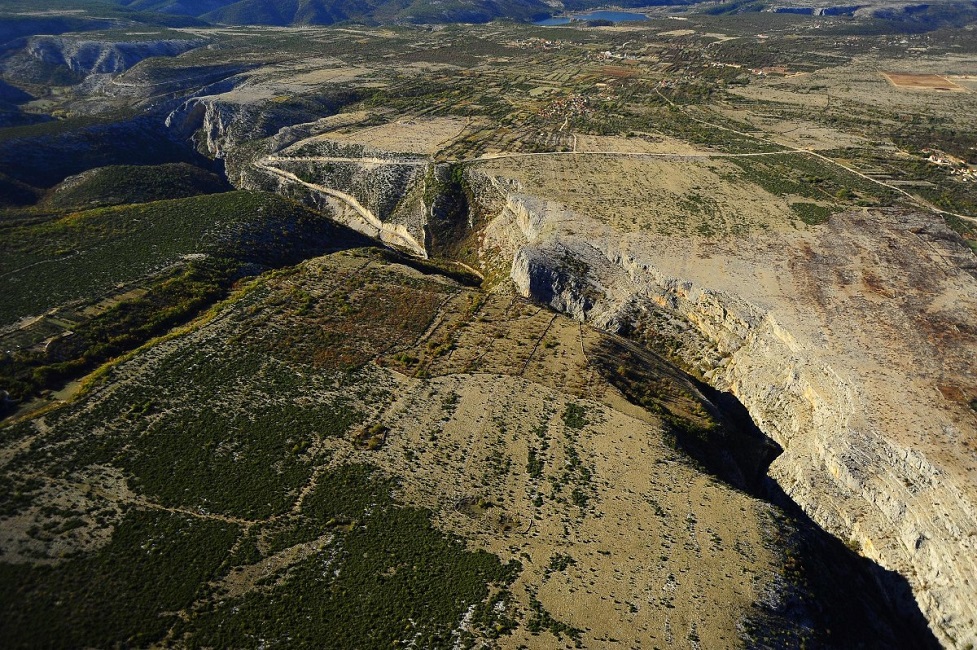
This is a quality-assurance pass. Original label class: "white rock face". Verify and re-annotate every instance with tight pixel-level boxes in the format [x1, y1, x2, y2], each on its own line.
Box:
[499, 190, 977, 649]
[164, 95, 243, 159]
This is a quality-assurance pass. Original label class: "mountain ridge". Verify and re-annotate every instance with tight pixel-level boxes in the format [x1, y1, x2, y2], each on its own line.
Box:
[119, 0, 554, 25]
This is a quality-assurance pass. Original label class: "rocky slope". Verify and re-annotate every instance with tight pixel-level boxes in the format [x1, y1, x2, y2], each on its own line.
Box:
[0, 244, 938, 648]
[242, 148, 976, 646]
[1, 35, 203, 85]
[165, 96, 459, 257]
[164, 101, 977, 646]
[492, 188, 977, 649]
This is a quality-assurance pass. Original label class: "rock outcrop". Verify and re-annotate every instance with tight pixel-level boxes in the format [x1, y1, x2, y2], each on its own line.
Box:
[164, 86, 250, 160]
[189, 107, 977, 647]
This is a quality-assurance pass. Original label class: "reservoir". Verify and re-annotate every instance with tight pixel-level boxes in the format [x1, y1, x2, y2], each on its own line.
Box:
[535, 10, 649, 25]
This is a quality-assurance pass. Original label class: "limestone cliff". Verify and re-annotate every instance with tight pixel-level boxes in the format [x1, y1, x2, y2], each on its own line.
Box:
[498, 190, 977, 649]
[164, 86, 251, 161]
[192, 112, 977, 646]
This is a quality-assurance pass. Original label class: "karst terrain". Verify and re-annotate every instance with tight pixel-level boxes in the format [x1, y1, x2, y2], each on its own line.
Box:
[1, 1, 976, 648]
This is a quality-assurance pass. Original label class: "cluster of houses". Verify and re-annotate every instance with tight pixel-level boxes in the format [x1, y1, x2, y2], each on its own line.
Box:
[538, 93, 590, 121]
[511, 38, 564, 51]
[923, 148, 977, 181]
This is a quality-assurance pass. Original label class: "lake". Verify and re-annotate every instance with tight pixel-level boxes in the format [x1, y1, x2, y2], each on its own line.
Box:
[535, 10, 649, 26]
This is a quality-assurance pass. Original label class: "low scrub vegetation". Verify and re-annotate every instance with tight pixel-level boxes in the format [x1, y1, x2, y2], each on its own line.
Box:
[0, 191, 369, 407]
[41, 163, 229, 210]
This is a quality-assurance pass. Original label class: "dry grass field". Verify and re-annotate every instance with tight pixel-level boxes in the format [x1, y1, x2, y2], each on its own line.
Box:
[307, 116, 475, 156]
[477, 154, 826, 236]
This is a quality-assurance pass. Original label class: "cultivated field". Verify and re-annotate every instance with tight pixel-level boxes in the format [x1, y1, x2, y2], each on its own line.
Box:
[883, 72, 966, 91]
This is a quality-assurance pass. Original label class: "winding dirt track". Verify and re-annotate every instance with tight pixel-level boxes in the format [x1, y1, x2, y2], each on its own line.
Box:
[254, 158, 428, 257]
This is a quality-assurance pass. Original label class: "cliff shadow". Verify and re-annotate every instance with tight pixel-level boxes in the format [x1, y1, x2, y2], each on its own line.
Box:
[588, 334, 940, 649]
[755, 480, 941, 650]
[589, 334, 780, 493]
[697, 382, 940, 648]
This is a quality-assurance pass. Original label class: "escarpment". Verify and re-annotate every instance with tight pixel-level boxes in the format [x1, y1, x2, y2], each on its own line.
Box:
[165, 92, 254, 160]
[500, 192, 977, 649]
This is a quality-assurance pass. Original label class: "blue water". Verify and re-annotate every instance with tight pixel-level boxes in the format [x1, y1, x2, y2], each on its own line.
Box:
[535, 10, 649, 26]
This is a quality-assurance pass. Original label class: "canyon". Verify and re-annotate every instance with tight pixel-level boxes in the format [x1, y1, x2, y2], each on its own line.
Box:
[204, 107, 977, 646]
[3, 11, 977, 647]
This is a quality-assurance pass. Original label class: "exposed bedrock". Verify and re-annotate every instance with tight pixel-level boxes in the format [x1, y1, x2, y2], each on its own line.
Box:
[165, 112, 974, 645]
[499, 193, 977, 648]
[164, 91, 251, 160]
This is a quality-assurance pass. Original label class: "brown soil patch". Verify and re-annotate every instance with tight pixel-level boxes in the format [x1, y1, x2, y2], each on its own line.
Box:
[601, 65, 637, 79]
[937, 384, 966, 403]
[883, 73, 965, 91]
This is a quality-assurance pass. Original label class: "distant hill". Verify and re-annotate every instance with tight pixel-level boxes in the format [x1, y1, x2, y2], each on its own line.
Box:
[0, 0, 556, 29]
[42, 163, 230, 210]
[700, 0, 977, 28]
[121, 0, 238, 14]
[5, 0, 977, 28]
[865, 1, 977, 31]
[115, 0, 553, 25]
